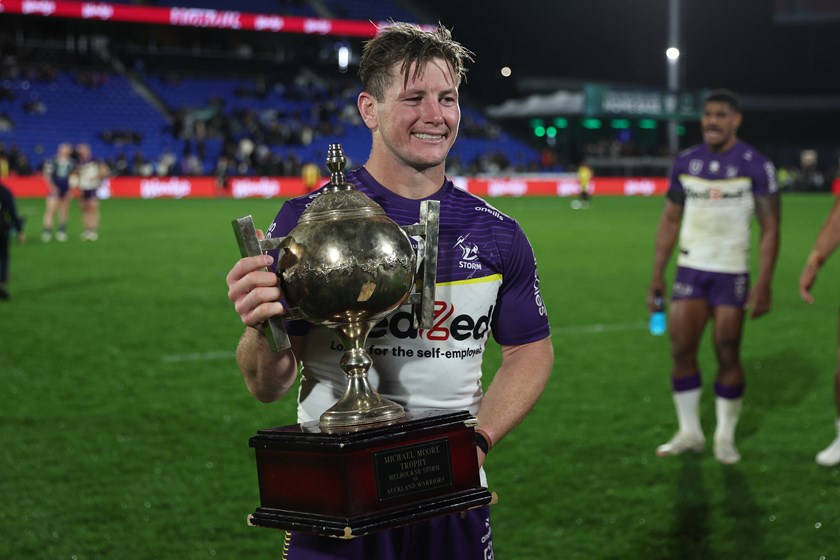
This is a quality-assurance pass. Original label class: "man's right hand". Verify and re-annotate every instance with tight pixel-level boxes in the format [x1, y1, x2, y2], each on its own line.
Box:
[225, 230, 286, 328]
[647, 279, 666, 313]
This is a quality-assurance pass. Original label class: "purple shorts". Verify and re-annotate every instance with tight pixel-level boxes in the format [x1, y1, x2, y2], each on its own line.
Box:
[81, 189, 98, 201]
[50, 182, 71, 199]
[671, 266, 749, 308]
[281, 506, 493, 560]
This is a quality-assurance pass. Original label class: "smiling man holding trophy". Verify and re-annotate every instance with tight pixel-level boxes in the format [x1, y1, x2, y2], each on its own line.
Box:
[225, 22, 554, 559]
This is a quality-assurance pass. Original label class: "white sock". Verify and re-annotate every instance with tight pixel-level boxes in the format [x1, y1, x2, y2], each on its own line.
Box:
[673, 388, 703, 435]
[816, 418, 840, 466]
[714, 397, 743, 442]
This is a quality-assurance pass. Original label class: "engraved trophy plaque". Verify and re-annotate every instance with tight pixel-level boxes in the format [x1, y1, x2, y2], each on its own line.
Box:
[232, 144, 494, 539]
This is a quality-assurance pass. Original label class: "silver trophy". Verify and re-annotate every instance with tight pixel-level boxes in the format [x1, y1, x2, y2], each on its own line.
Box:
[234, 143, 440, 428]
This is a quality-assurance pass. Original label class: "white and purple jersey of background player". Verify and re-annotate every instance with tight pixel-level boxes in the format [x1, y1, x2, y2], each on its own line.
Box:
[264, 167, 551, 424]
[667, 139, 778, 274]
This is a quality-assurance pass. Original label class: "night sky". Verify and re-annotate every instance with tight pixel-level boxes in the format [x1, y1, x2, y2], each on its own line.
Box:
[417, 0, 840, 104]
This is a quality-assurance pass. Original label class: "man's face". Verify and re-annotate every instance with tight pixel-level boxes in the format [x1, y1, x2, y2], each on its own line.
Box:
[360, 58, 460, 171]
[701, 101, 742, 152]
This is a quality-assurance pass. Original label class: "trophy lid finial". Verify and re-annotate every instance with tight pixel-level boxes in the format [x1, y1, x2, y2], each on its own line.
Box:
[298, 142, 384, 222]
[325, 144, 352, 192]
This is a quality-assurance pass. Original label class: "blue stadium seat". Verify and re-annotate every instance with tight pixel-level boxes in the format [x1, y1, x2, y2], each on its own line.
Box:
[1, 66, 543, 176]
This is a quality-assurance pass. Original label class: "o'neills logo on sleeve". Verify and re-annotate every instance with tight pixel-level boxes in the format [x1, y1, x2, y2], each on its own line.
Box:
[369, 301, 493, 342]
[140, 178, 191, 199]
[533, 269, 546, 316]
[170, 8, 242, 29]
[231, 178, 280, 199]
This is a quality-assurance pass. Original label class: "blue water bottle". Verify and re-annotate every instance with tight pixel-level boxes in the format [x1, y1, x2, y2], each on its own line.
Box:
[649, 290, 666, 336]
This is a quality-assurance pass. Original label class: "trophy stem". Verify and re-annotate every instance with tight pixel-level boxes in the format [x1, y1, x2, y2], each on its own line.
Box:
[319, 322, 406, 428]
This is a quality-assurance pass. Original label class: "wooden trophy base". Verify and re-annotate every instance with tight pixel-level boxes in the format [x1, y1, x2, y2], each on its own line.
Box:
[247, 409, 495, 538]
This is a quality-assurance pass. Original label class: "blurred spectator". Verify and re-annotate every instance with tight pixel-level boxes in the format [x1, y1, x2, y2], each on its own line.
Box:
[155, 148, 177, 177]
[100, 129, 143, 146]
[6, 144, 23, 174]
[23, 98, 47, 115]
[130, 151, 153, 176]
[777, 167, 794, 190]
[214, 155, 231, 195]
[301, 160, 321, 192]
[41, 142, 74, 243]
[16, 154, 31, 176]
[109, 152, 130, 177]
[0, 112, 14, 132]
[0, 146, 9, 177]
[180, 144, 203, 176]
[75, 143, 109, 241]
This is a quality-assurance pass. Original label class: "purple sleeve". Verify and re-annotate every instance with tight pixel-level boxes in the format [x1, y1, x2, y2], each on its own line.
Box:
[490, 224, 551, 346]
[666, 160, 686, 205]
[265, 201, 310, 336]
[266, 200, 302, 240]
[749, 153, 778, 197]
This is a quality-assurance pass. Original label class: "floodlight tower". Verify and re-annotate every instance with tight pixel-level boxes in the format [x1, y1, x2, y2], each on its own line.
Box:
[666, 0, 681, 154]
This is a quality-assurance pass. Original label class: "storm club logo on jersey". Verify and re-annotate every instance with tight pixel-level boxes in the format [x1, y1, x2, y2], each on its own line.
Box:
[369, 300, 494, 342]
[454, 234, 482, 271]
[689, 159, 704, 175]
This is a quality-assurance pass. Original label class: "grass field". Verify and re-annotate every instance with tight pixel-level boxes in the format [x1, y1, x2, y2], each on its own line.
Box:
[2, 193, 840, 559]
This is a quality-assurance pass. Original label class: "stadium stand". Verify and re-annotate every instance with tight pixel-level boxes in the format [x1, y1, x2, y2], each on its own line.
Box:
[0, 0, 551, 178]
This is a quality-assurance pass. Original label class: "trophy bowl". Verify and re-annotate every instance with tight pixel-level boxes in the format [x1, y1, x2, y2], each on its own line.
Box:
[278, 195, 416, 328]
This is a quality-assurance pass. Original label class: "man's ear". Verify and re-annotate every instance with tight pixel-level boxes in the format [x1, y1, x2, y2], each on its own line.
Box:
[358, 91, 377, 130]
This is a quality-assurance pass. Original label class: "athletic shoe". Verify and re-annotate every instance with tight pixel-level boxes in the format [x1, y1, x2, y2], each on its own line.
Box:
[88, 231, 98, 241]
[56, 231, 68, 242]
[41, 232, 52, 242]
[656, 431, 705, 457]
[714, 438, 741, 465]
[816, 436, 840, 467]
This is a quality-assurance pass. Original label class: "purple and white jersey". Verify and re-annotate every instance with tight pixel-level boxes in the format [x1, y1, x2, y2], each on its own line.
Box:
[265, 167, 550, 424]
[76, 159, 105, 192]
[668, 140, 777, 274]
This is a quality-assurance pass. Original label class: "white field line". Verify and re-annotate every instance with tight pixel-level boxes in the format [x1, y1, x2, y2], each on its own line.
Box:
[551, 322, 647, 335]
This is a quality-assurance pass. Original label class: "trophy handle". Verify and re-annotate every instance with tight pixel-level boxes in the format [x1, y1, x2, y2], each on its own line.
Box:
[403, 200, 440, 330]
[232, 215, 291, 352]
